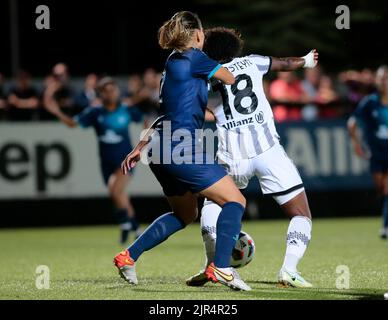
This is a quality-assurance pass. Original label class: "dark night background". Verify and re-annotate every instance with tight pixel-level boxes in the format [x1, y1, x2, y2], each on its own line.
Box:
[1, 0, 388, 77]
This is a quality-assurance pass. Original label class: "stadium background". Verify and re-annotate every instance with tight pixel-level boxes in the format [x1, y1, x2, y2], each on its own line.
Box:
[1, 0, 388, 227]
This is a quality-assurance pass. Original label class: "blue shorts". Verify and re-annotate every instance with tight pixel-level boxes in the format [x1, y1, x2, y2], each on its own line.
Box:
[101, 161, 133, 185]
[149, 162, 227, 197]
[370, 156, 388, 174]
[99, 148, 133, 185]
[101, 161, 120, 185]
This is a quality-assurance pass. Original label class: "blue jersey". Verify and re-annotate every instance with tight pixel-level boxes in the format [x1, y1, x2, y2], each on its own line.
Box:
[159, 48, 221, 150]
[148, 48, 227, 197]
[74, 104, 143, 164]
[354, 93, 388, 158]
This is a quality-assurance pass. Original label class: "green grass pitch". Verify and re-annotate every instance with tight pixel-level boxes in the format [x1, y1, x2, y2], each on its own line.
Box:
[0, 217, 387, 300]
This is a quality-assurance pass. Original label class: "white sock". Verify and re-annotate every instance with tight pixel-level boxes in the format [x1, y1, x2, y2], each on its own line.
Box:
[120, 222, 132, 231]
[282, 216, 312, 273]
[201, 199, 222, 267]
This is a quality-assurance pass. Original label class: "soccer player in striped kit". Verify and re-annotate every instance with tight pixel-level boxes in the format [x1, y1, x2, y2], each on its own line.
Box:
[186, 28, 319, 288]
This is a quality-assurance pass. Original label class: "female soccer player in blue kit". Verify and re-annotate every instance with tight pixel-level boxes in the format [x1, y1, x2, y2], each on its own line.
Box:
[348, 66, 388, 239]
[114, 11, 251, 291]
[44, 77, 143, 244]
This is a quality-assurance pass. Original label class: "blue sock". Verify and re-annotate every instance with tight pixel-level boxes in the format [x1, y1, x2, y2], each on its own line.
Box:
[214, 202, 245, 268]
[129, 217, 139, 231]
[115, 209, 139, 230]
[383, 196, 388, 229]
[114, 209, 132, 244]
[128, 212, 185, 261]
[115, 208, 129, 225]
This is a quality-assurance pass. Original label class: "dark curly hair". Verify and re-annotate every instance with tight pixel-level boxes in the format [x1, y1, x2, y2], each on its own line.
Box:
[203, 27, 244, 64]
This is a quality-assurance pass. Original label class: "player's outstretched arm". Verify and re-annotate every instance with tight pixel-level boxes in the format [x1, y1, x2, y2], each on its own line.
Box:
[121, 115, 166, 175]
[270, 49, 319, 72]
[43, 82, 78, 128]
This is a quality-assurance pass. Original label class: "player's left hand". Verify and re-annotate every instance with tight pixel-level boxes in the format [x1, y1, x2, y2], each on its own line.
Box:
[121, 149, 141, 175]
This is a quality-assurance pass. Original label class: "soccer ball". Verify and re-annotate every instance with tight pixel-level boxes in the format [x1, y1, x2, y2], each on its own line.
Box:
[230, 231, 255, 268]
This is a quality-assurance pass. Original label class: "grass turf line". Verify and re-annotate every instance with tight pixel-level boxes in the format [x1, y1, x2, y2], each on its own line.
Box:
[0, 217, 387, 300]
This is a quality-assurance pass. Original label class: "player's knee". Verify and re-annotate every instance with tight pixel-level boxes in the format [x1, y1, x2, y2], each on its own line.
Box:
[173, 208, 198, 226]
[220, 191, 246, 208]
[108, 183, 116, 196]
[179, 214, 197, 226]
[109, 187, 117, 199]
[191, 209, 199, 224]
[110, 189, 124, 204]
[232, 194, 246, 208]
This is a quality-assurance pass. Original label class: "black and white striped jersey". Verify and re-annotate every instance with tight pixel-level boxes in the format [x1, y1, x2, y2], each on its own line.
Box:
[208, 55, 280, 160]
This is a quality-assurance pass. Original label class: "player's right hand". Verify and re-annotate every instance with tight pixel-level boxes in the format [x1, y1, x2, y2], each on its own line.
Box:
[121, 149, 141, 175]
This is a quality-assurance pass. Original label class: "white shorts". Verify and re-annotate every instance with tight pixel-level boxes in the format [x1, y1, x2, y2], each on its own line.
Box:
[217, 143, 304, 205]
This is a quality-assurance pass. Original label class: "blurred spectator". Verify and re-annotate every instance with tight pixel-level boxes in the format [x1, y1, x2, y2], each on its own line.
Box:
[125, 69, 161, 124]
[316, 76, 340, 104]
[270, 72, 309, 122]
[143, 69, 162, 123]
[7, 71, 40, 121]
[43, 74, 56, 90]
[124, 74, 144, 106]
[360, 68, 376, 93]
[0, 73, 6, 110]
[74, 73, 100, 111]
[302, 66, 322, 99]
[0, 65, 381, 123]
[42, 63, 75, 120]
[338, 69, 376, 108]
[50, 63, 74, 109]
[301, 67, 323, 121]
[143, 68, 160, 103]
[315, 76, 340, 118]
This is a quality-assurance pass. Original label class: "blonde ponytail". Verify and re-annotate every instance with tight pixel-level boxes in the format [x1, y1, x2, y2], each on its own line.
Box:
[158, 11, 202, 51]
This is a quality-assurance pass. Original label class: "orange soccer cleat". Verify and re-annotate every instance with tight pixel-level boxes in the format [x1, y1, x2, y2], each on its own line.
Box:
[205, 262, 251, 291]
[113, 250, 138, 285]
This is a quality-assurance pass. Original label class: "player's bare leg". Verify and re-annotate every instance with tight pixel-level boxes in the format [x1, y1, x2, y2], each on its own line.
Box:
[382, 172, 388, 239]
[281, 191, 311, 220]
[167, 192, 199, 225]
[199, 176, 251, 291]
[278, 190, 313, 288]
[108, 169, 139, 244]
[114, 192, 198, 285]
[373, 172, 388, 239]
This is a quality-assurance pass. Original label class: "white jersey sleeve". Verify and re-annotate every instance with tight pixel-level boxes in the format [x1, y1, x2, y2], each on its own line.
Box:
[248, 54, 272, 75]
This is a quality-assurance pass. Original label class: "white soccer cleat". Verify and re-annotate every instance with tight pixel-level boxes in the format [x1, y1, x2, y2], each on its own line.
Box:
[205, 263, 251, 291]
[113, 250, 138, 285]
[278, 268, 312, 288]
